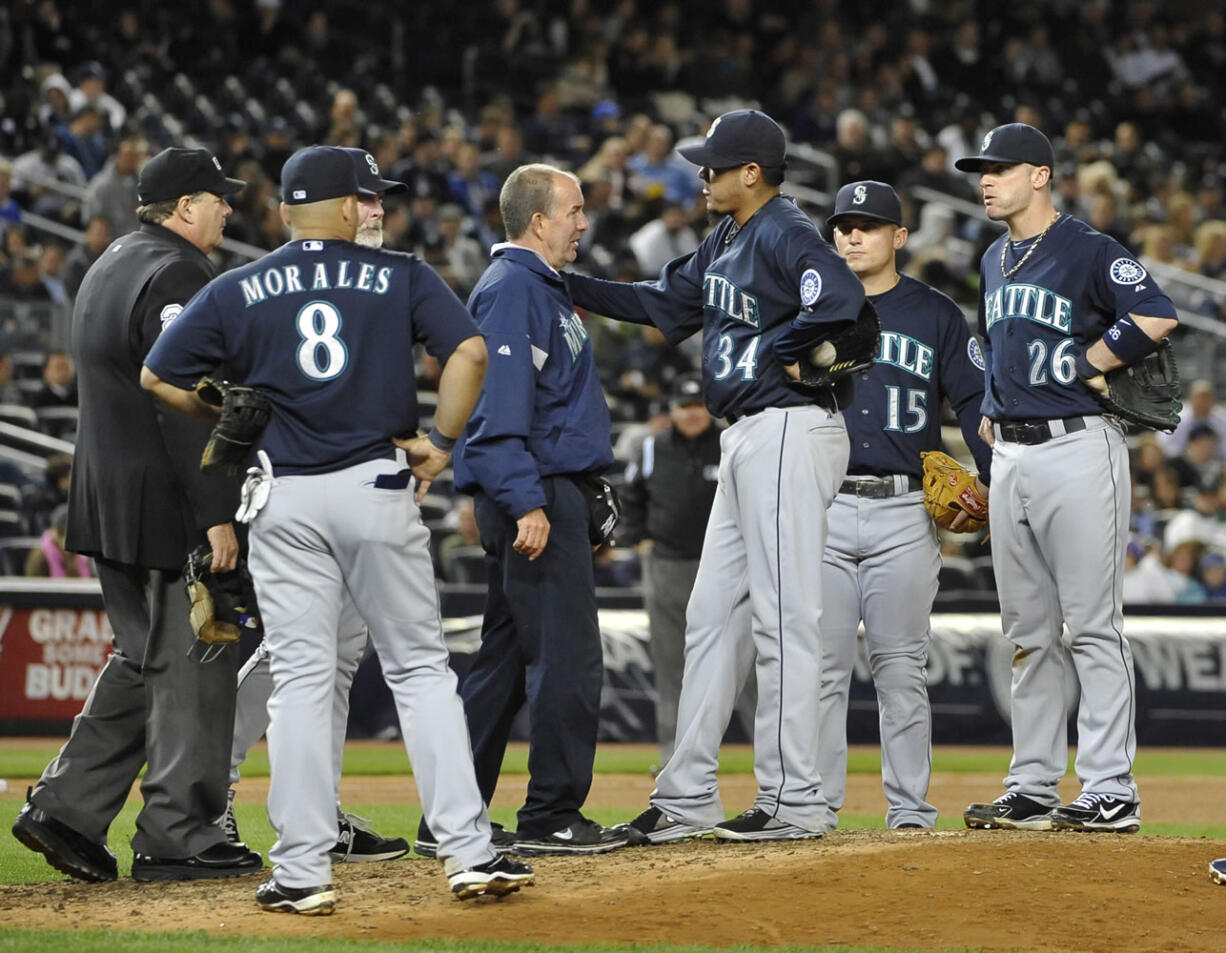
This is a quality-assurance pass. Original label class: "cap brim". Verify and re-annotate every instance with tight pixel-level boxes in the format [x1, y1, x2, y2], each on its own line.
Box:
[372, 178, 407, 195]
[215, 176, 248, 195]
[828, 211, 900, 227]
[954, 154, 1043, 172]
[677, 143, 736, 168]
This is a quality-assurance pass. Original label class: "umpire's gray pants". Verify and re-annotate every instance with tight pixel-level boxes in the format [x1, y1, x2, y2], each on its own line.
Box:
[32, 558, 237, 858]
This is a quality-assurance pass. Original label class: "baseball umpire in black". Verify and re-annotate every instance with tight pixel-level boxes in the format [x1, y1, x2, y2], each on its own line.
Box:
[11, 148, 263, 882]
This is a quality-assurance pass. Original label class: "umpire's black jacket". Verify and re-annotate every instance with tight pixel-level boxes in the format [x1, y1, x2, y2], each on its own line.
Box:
[66, 223, 238, 570]
[618, 423, 722, 560]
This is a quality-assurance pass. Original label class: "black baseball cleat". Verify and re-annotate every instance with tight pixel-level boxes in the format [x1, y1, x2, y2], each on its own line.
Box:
[414, 821, 516, 859]
[256, 877, 336, 915]
[217, 788, 249, 848]
[329, 811, 409, 862]
[712, 808, 823, 842]
[131, 841, 264, 881]
[448, 854, 535, 900]
[1210, 858, 1226, 885]
[963, 791, 1055, 830]
[1049, 793, 1140, 833]
[12, 797, 118, 883]
[512, 817, 628, 856]
[617, 806, 711, 845]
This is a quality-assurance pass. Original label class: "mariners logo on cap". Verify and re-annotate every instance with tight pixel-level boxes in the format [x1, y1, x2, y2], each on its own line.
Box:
[706, 115, 723, 139]
[365, 153, 379, 175]
[853, 185, 868, 205]
[800, 268, 822, 307]
[1109, 257, 1147, 286]
[981, 130, 995, 152]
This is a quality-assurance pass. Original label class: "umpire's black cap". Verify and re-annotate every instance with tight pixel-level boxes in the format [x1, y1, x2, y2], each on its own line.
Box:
[678, 109, 787, 169]
[954, 123, 1055, 173]
[669, 373, 704, 406]
[343, 147, 407, 195]
[137, 148, 246, 204]
[828, 181, 902, 227]
[282, 145, 376, 205]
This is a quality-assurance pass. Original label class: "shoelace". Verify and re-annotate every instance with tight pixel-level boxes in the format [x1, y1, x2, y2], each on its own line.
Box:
[1066, 792, 1112, 810]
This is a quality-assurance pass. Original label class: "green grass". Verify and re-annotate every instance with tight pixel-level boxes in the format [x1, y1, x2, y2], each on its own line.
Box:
[0, 931, 1082, 953]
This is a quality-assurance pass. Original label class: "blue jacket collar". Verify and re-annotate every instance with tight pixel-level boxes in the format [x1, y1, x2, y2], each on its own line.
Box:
[490, 242, 565, 285]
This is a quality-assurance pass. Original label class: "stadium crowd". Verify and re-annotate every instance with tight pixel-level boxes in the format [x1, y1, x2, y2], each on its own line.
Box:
[0, 0, 1224, 599]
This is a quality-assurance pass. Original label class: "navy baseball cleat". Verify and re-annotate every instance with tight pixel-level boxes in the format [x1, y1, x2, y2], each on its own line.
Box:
[963, 792, 1055, 830]
[1210, 858, 1226, 885]
[1049, 793, 1140, 833]
[256, 878, 337, 915]
[447, 855, 535, 900]
[329, 811, 409, 862]
[712, 808, 823, 842]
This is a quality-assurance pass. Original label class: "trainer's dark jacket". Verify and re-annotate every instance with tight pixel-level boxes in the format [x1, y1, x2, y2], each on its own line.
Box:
[619, 424, 721, 560]
[455, 244, 614, 519]
[66, 223, 238, 570]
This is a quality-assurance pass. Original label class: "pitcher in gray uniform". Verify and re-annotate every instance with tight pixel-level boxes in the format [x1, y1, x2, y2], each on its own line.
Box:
[955, 124, 1178, 833]
[816, 181, 991, 830]
[566, 110, 864, 842]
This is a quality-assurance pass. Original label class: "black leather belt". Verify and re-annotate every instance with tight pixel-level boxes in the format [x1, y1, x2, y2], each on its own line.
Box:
[838, 475, 920, 498]
[996, 416, 1091, 446]
[724, 407, 766, 425]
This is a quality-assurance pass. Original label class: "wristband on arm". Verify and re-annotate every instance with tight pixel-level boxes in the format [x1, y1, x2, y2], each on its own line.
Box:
[427, 427, 457, 452]
[1102, 316, 1162, 365]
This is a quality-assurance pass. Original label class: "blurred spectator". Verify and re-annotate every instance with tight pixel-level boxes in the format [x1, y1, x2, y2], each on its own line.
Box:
[0, 159, 20, 237]
[1201, 552, 1226, 600]
[0, 351, 25, 406]
[81, 133, 146, 236]
[25, 503, 93, 578]
[1122, 537, 1175, 603]
[67, 61, 126, 133]
[627, 202, 699, 276]
[55, 104, 107, 180]
[1162, 380, 1226, 460]
[0, 249, 51, 301]
[10, 133, 86, 220]
[37, 242, 69, 304]
[625, 124, 697, 207]
[830, 109, 895, 185]
[1163, 476, 1226, 555]
[434, 203, 486, 297]
[1181, 425, 1224, 489]
[576, 135, 631, 210]
[437, 497, 482, 582]
[30, 349, 77, 410]
[24, 452, 73, 535]
[447, 141, 500, 219]
[392, 129, 452, 204]
[37, 74, 73, 130]
[1194, 220, 1226, 280]
[483, 123, 527, 185]
[1162, 539, 1208, 604]
[63, 215, 112, 297]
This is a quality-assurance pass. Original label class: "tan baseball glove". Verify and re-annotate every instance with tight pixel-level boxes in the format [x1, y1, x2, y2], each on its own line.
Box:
[920, 450, 988, 533]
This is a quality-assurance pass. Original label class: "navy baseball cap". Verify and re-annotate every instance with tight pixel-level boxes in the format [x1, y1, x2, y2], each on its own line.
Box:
[342, 147, 407, 195]
[678, 109, 787, 169]
[954, 123, 1055, 173]
[137, 148, 246, 204]
[670, 373, 704, 406]
[281, 146, 376, 205]
[828, 181, 902, 227]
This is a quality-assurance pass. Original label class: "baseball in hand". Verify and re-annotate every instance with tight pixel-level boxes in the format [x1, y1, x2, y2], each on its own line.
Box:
[811, 341, 837, 367]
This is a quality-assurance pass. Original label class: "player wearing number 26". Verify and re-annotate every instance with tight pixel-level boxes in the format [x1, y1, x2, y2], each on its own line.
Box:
[957, 124, 1179, 834]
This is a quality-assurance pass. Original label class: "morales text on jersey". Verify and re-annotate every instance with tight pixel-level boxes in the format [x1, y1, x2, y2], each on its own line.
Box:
[239, 258, 393, 307]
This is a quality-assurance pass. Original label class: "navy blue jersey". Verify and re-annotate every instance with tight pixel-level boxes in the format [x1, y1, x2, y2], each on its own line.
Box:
[847, 275, 991, 482]
[978, 215, 1177, 421]
[145, 239, 479, 475]
[454, 245, 614, 519]
[566, 195, 865, 418]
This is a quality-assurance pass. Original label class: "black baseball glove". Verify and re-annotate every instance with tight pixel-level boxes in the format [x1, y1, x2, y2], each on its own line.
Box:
[576, 474, 622, 547]
[1091, 338, 1182, 432]
[197, 378, 271, 474]
[791, 298, 881, 393]
[184, 545, 262, 661]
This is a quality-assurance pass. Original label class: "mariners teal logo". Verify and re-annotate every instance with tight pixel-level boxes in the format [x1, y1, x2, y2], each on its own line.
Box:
[559, 309, 588, 361]
[853, 185, 867, 204]
[799, 268, 822, 307]
[364, 153, 379, 176]
[703, 273, 760, 327]
[967, 337, 985, 370]
[1109, 258, 1146, 285]
[981, 130, 994, 152]
[878, 330, 934, 380]
[983, 283, 1073, 332]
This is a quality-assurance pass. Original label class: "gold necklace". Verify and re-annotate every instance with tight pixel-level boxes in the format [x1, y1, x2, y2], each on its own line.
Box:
[1000, 212, 1061, 280]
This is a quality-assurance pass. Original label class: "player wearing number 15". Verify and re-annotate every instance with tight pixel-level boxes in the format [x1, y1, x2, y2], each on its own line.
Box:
[142, 146, 528, 911]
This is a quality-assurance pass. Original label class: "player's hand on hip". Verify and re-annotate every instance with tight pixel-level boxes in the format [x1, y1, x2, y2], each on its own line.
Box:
[514, 508, 550, 560]
[395, 435, 451, 501]
[1082, 373, 1108, 396]
[206, 522, 239, 573]
[781, 361, 800, 381]
[978, 415, 995, 448]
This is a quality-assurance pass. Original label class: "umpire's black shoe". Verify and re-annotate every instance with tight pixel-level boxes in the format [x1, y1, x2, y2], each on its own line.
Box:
[132, 841, 264, 881]
[513, 817, 629, 856]
[414, 821, 515, 859]
[12, 798, 118, 883]
[963, 791, 1055, 831]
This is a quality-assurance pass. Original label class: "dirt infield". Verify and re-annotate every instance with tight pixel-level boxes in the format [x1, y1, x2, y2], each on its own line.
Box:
[2, 769, 1224, 952]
